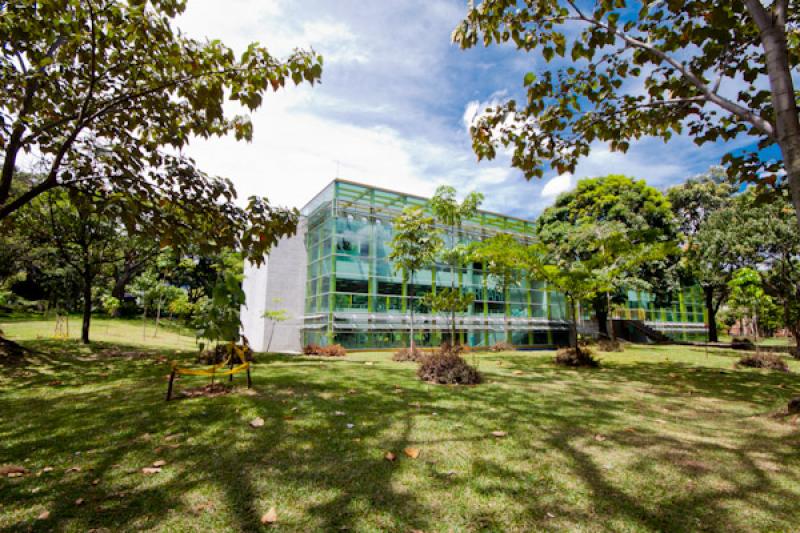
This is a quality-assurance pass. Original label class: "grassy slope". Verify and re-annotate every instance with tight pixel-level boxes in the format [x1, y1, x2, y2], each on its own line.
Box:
[1, 331, 799, 532]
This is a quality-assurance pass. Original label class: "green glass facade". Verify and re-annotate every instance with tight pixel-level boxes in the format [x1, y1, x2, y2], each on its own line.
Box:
[301, 180, 707, 349]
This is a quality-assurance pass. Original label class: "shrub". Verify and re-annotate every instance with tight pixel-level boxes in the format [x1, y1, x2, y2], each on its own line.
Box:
[736, 352, 789, 372]
[731, 337, 755, 350]
[303, 343, 347, 357]
[393, 346, 425, 362]
[438, 342, 466, 356]
[597, 338, 623, 352]
[417, 353, 482, 385]
[303, 343, 322, 355]
[555, 347, 599, 368]
[319, 344, 347, 357]
[488, 341, 514, 352]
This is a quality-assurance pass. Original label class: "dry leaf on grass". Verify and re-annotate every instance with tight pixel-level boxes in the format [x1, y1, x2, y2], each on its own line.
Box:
[41, 466, 54, 473]
[594, 434, 607, 442]
[384, 452, 396, 461]
[193, 501, 215, 514]
[74, 498, 84, 506]
[364, 362, 374, 366]
[512, 370, 524, 375]
[0, 465, 28, 476]
[152, 460, 166, 468]
[141, 467, 161, 475]
[261, 507, 278, 524]
[491, 431, 507, 438]
[250, 417, 265, 428]
[65, 466, 81, 473]
[37, 511, 50, 520]
[91, 478, 100, 486]
[403, 447, 420, 459]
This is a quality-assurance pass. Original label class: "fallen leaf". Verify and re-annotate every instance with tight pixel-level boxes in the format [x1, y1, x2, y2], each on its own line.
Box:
[347, 388, 358, 394]
[141, 467, 161, 475]
[91, 478, 100, 486]
[250, 417, 265, 428]
[74, 498, 84, 506]
[546, 512, 556, 518]
[594, 434, 607, 442]
[152, 460, 167, 468]
[0, 465, 27, 476]
[41, 466, 54, 473]
[384, 452, 396, 461]
[48, 380, 63, 386]
[491, 431, 507, 438]
[37, 511, 50, 520]
[7, 472, 23, 478]
[512, 370, 524, 375]
[364, 362, 374, 366]
[261, 507, 278, 524]
[404, 447, 420, 459]
[65, 466, 82, 473]
[193, 500, 215, 514]
[334, 411, 345, 416]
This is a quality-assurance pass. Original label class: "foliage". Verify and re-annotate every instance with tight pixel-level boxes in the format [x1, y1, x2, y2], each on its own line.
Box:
[453, 1, 800, 224]
[470, 233, 524, 341]
[194, 261, 246, 348]
[99, 294, 120, 316]
[262, 300, 290, 353]
[389, 206, 442, 349]
[737, 352, 790, 373]
[555, 346, 599, 368]
[302, 343, 347, 357]
[198, 342, 255, 365]
[392, 346, 425, 362]
[421, 288, 474, 332]
[728, 267, 774, 340]
[417, 352, 482, 385]
[0, 0, 321, 262]
[670, 169, 739, 341]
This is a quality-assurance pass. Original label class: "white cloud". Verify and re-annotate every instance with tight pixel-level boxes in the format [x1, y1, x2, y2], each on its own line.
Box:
[541, 172, 573, 197]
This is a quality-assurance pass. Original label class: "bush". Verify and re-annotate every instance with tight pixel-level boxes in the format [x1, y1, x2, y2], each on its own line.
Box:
[731, 337, 755, 350]
[555, 347, 599, 368]
[417, 353, 482, 385]
[393, 346, 425, 362]
[488, 341, 514, 352]
[736, 352, 789, 372]
[302, 343, 347, 357]
[438, 341, 467, 356]
[597, 338, 624, 352]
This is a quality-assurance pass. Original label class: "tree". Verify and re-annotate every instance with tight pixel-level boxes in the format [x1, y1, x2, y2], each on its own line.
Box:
[668, 168, 737, 341]
[263, 299, 290, 353]
[421, 288, 475, 346]
[453, 1, 800, 227]
[14, 189, 122, 343]
[429, 185, 484, 344]
[728, 268, 773, 346]
[535, 175, 679, 336]
[470, 233, 524, 343]
[389, 207, 442, 351]
[0, 0, 321, 262]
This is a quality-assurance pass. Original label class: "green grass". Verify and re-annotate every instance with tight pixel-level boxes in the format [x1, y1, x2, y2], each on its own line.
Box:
[1, 334, 800, 532]
[0, 315, 199, 351]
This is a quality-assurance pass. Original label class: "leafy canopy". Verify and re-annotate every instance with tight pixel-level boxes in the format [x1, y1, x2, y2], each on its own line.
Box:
[0, 0, 323, 262]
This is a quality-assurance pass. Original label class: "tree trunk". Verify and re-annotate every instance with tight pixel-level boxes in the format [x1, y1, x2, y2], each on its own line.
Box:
[755, 17, 800, 228]
[606, 291, 616, 342]
[594, 297, 608, 337]
[409, 271, 415, 351]
[154, 295, 162, 337]
[703, 286, 719, 343]
[81, 271, 92, 344]
[568, 296, 579, 350]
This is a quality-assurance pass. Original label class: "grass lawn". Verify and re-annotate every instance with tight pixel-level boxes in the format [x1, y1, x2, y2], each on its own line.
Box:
[1, 331, 799, 532]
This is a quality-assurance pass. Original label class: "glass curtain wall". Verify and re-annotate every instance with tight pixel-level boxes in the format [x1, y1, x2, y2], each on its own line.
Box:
[302, 180, 707, 349]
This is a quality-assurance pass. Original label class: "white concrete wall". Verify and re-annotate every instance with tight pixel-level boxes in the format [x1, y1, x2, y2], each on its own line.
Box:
[241, 218, 307, 353]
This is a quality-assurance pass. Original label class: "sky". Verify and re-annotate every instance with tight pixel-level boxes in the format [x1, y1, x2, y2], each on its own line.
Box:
[176, 0, 747, 219]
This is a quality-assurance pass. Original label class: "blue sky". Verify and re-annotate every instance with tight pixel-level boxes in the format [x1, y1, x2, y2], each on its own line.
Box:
[177, 0, 750, 219]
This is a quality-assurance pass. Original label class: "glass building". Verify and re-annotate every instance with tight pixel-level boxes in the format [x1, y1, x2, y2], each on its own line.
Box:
[242, 179, 708, 352]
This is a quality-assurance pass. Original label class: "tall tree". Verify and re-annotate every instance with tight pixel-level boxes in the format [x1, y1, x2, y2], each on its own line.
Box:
[429, 185, 484, 344]
[536, 175, 679, 335]
[0, 0, 321, 262]
[453, 1, 800, 227]
[668, 168, 737, 342]
[470, 233, 524, 344]
[389, 207, 442, 351]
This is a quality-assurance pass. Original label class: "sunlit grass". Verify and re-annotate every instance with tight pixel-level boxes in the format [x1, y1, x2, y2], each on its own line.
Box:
[1, 336, 799, 532]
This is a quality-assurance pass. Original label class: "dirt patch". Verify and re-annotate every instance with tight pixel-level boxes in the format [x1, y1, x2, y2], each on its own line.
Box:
[178, 383, 233, 399]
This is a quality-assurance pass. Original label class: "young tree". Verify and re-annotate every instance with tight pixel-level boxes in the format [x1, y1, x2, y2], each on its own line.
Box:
[421, 288, 475, 346]
[389, 207, 442, 351]
[668, 169, 737, 341]
[263, 299, 290, 353]
[728, 268, 773, 346]
[429, 185, 484, 343]
[470, 233, 524, 344]
[0, 0, 320, 261]
[536, 175, 679, 336]
[453, 1, 800, 227]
